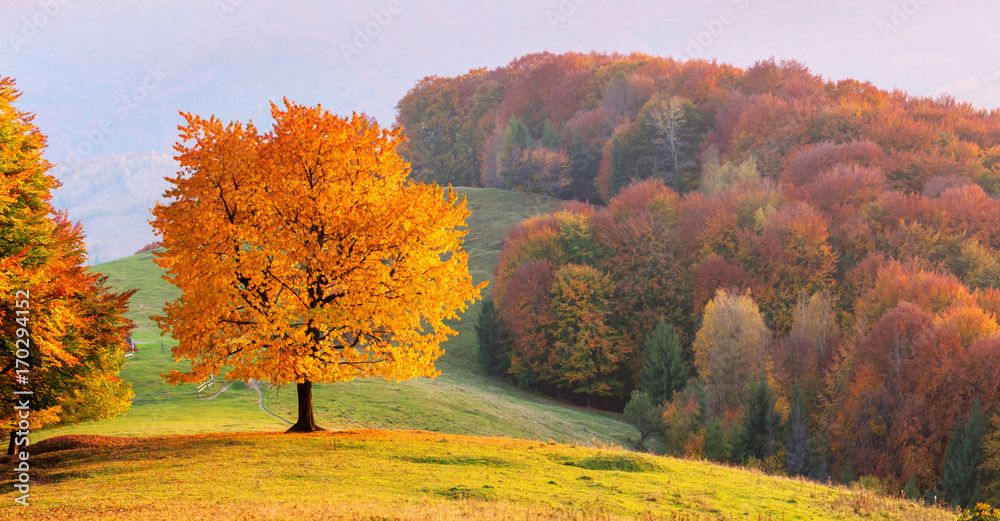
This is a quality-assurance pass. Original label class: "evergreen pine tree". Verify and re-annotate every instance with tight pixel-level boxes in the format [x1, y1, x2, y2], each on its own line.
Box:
[704, 417, 732, 463]
[506, 115, 532, 148]
[497, 116, 534, 190]
[942, 399, 987, 508]
[785, 383, 814, 477]
[609, 135, 630, 197]
[638, 318, 689, 405]
[568, 131, 598, 202]
[732, 373, 781, 464]
[903, 475, 920, 500]
[475, 297, 510, 376]
[540, 117, 561, 150]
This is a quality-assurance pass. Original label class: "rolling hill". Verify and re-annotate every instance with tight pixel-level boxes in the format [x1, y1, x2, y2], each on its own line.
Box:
[0, 430, 952, 520]
[38, 187, 641, 446]
[17, 187, 956, 519]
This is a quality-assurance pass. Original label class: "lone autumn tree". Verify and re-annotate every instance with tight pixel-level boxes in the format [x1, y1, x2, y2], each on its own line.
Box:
[151, 100, 485, 432]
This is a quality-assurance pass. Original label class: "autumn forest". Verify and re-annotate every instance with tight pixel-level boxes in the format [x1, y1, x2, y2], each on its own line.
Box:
[397, 52, 1000, 507]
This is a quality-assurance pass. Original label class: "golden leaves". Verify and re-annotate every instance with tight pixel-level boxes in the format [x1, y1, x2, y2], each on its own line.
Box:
[152, 100, 484, 388]
[0, 77, 134, 431]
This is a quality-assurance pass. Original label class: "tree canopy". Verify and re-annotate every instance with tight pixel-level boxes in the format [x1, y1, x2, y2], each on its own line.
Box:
[0, 77, 135, 450]
[469, 52, 1000, 498]
[151, 100, 485, 432]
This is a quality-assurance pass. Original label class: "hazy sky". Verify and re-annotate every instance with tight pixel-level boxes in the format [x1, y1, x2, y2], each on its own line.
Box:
[2, 0, 998, 261]
[3, 0, 998, 158]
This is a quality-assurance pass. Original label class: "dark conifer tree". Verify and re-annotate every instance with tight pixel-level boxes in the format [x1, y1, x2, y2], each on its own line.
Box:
[732, 373, 782, 464]
[540, 117, 561, 150]
[638, 318, 689, 405]
[941, 399, 987, 508]
[475, 297, 510, 376]
[609, 135, 630, 197]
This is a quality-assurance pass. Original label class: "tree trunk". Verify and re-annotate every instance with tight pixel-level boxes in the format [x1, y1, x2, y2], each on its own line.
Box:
[7, 431, 15, 456]
[286, 380, 324, 433]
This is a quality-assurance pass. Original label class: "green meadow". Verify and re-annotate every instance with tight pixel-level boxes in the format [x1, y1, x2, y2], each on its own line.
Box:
[4, 188, 953, 520]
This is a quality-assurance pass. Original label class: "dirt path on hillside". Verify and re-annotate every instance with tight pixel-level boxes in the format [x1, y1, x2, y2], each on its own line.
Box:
[204, 380, 237, 399]
[248, 378, 293, 425]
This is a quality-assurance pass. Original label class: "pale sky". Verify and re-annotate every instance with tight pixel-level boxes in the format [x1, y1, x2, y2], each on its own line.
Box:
[1, 0, 997, 261]
[3, 0, 998, 159]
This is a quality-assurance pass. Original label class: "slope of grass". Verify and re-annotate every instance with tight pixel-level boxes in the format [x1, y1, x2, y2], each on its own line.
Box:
[24, 189, 950, 519]
[438, 187, 562, 372]
[455, 187, 560, 290]
[52, 339, 632, 446]
[1, 430, 952, 520]
[42, 188, 634, 446]
[94, 249, 179, 339]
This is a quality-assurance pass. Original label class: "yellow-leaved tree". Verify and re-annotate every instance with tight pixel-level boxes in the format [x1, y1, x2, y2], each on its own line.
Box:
[151, 100, 485, 432]
[693, 289, 772, 416]
[1, 77, 135, 452]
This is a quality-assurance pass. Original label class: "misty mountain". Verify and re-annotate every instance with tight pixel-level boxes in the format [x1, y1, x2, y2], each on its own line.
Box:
[50, 152, 174, 264]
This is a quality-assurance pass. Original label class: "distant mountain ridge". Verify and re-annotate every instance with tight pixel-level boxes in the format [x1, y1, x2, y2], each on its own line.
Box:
[50, 152, 174, 264]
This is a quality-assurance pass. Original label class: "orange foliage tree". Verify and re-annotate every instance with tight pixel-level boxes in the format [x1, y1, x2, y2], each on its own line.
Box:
[593, 179, 687, 351]
[547, 264, 622, 399]
[498, 259, 556, 389]
[0, 77, 135, 451]
[746, 202, 837, 334]
[854, 260, 977, 327]
[152, 100, 484, 432]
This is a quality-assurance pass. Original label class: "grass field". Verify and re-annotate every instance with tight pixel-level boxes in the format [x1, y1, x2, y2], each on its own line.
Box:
[17, 187, 955, 519]
[1, 430, 952, 520]
[39, 188, 637, 447]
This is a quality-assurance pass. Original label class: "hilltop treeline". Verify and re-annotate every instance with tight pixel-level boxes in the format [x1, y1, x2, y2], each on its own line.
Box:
[398, 53, 1000, 506]
[395, 52, 1000, 201]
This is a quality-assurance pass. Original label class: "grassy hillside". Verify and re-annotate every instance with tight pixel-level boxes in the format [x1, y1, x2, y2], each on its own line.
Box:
[42, 188, 636, 446]
[91, 186, 554, 344]
[95, 250, 179, 339]
[1, 430, 950, 520]
[23, 188, 955, 519]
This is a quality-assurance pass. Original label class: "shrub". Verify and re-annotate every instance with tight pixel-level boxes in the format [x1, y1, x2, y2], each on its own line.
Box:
[135, 241, 162, 254]
[957, 503, 1000, 521]
[623, 390, 662, 448]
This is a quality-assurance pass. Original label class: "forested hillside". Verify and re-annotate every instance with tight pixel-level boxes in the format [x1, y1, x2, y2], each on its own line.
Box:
[396, 52, 1000, 507]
